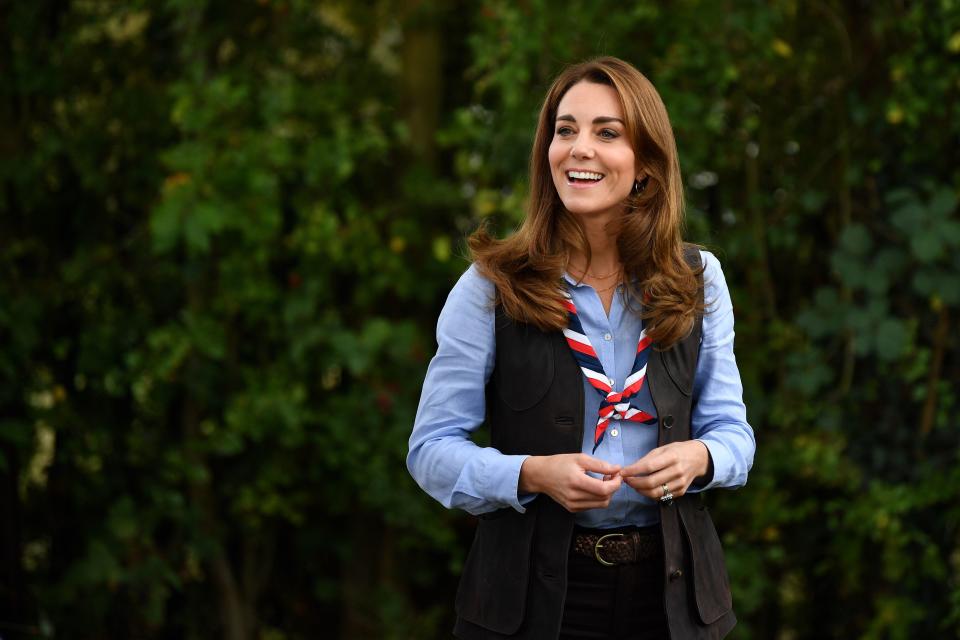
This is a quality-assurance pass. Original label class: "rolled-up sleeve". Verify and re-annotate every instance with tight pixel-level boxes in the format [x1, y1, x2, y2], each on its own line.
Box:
[689, 250, 756, 491]
[407, 264, 533, 515]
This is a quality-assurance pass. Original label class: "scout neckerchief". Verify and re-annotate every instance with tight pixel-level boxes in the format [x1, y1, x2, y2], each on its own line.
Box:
[561, 290, 656, 452]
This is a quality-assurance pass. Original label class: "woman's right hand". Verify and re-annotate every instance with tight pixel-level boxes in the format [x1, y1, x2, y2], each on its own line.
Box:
[519, 454, 623, 512]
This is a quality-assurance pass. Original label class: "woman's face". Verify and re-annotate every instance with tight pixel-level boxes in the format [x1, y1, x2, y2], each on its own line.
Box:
[548, 80, 642, 221]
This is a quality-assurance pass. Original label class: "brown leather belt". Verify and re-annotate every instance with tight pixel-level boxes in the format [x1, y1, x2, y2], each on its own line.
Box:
[572, 526, 661, 566]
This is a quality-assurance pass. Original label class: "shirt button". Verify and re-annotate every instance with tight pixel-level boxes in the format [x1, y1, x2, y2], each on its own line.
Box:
[603, 333, 612, 341]
[610, 428, 619, 437]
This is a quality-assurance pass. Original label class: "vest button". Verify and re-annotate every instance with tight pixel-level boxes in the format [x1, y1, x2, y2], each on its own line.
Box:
[670, 569, 683, 581]
[662, 415, 674, 429]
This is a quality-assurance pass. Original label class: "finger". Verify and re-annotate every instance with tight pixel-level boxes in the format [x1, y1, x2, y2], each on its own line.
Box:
[575, 473, 622, 497]
[623, 480, 667, 501]
[623, 476, 655, 498]
[624, 479, 686, 501]
[625, 468, 676, 492]
[597, 474, 623, 496]
[561, 491, 611, 511]
[598, 473, 622, 485]
[567, 502, 610, 513]
[619, 459, 652, 477]
[620, 447, 676, 478]
[567, 496, 616, 511]
[578, 454, 622, 476]
[619, 454, 663, 477]
[624, 471, 683, 496]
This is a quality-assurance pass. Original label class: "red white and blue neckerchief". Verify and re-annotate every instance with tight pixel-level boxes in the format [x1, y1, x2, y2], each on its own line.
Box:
[561, 290, 656, 452]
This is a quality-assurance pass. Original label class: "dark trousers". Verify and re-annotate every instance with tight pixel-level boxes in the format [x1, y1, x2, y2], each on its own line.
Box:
[559, 526, 669, 640]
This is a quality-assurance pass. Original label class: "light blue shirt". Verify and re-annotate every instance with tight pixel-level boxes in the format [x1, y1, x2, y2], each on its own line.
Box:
[407, 250, 755, 528]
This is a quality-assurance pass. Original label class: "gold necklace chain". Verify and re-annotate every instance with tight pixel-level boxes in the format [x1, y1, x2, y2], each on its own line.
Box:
[570, 263, 623, 280]
[587, 267, 624, 293]
[591, 280, 622, 293]
[587, 269, 621, 279]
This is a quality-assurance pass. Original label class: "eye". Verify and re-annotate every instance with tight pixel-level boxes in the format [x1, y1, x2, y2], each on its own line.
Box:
[599, 128, 619, 140]
[556, 126, 574, 136]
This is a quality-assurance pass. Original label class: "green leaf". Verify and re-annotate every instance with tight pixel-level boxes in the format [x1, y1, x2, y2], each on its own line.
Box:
[874, 318, 908, 361]
[928, 187, 956, 218]
[909, 231, 943, 263]
[839, 224, 872, 256]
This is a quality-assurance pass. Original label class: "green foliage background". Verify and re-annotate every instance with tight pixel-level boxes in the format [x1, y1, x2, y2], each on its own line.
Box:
[1, 1, 959, 638]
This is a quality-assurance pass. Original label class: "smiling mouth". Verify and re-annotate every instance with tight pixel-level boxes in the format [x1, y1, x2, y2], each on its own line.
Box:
[566, 170, 605, 184]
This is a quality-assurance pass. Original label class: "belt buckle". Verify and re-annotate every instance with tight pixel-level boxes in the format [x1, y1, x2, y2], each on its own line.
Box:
[593, 532, 624, 566]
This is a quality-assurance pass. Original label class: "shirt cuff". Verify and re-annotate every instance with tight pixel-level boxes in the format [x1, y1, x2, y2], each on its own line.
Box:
[490, 454, 534, 513]
[689, 439, 715, 489]
[691, 438, 730, 492]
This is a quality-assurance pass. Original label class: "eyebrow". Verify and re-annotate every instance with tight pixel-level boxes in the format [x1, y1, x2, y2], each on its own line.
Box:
[556, 114, 625, 125]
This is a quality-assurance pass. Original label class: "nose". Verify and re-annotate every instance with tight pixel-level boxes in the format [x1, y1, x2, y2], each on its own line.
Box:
[570, 134, 595, 159]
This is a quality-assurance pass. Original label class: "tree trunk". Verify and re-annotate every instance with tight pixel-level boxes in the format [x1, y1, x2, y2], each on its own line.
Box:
[399, 0, 443, 167]
[0, 438, 36, 637]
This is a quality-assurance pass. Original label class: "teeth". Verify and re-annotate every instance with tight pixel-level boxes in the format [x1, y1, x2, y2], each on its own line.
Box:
[568, 170, 604, 181]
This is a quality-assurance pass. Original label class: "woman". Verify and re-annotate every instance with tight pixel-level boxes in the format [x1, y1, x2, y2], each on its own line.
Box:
[407, 57, 755, 640]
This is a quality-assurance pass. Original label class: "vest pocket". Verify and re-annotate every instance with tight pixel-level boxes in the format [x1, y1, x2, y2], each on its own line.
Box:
[455, 506, 537, 634]
[677, 501, 733, 624]
[494, 330, 555, 411]
[659, 343, 695, 397]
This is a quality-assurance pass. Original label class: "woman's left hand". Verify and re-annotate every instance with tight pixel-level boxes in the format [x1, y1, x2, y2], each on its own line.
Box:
[618, 441, 710, 500]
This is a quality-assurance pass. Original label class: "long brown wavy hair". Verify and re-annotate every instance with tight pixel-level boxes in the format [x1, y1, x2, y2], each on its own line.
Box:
[469, 56, 703, 349]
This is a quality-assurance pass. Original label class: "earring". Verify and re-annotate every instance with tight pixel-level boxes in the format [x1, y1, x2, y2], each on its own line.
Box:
[632, 177, 648, 195]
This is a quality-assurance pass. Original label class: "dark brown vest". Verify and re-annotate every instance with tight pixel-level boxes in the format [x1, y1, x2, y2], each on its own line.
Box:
[453, 249, 737, 640]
